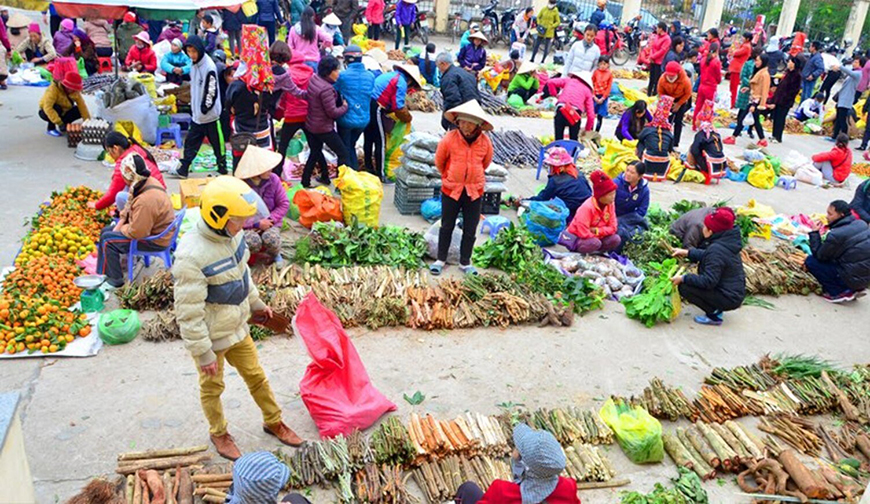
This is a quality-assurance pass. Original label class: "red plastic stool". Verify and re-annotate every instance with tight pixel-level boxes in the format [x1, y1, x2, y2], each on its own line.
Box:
[98, 57, 113, 74]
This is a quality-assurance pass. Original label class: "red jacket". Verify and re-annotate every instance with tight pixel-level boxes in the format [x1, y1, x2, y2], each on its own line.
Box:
[95, 144, 166, 210]
[649, 32, 671, 65]
[479, 478, 581, 504]
[276, 55, 315, 123]
[699, 56, 723, 89]
[813, 145, 853, 183]
[699, 37, 720, 59]
[547, 76, 596, 131]
[125, 45, 157, 73]
[435, 129, 493, 201]
[568, 196, 617, 239]
[592, 68, 613, 97]
[365, 0, 385, 24]
[728, 40, 751, 73]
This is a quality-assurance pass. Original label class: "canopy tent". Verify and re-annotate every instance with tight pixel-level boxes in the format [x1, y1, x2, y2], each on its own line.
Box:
[3, 0, 50, 9]
[50, 0, 242, 21]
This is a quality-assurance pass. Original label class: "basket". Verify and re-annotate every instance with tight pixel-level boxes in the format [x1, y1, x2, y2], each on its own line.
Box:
[394, 180, 438, 215]
[481, 192, 502, 215]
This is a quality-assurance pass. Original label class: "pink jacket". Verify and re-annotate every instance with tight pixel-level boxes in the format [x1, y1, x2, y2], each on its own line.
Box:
[547, 76, 596, 131]
[276, 55, 315, 122]
[650, 32, 671, 65]
[288, 23, 332, 63]
[366, 0, 385, 24]
[568, 197, 617, 239]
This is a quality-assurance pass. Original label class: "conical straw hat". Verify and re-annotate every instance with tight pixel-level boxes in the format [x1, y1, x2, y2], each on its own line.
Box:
[517, 60, 537, 75]
[394, 63, 424, 88]
[444, 99, 493, 131]
[234, 145, 283, 180]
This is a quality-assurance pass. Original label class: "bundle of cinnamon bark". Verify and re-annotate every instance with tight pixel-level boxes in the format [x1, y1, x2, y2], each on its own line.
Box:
[115, 446, 213, 504]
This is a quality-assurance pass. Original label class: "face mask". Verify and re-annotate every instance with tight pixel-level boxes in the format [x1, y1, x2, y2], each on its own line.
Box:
[1, 14, 8, 23]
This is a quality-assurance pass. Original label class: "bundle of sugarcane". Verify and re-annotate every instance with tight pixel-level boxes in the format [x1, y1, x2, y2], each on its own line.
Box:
[664, 421, 765, 480]
[741, 246, 820, 296]
[413, 454, 510, 503]
[488, 130, 543, 168]
[524, 407, 613, 446]
[118, 270, 174, 311]
[371, 417, 416, 466]
[705, 364, 778, 391]
[758, 413, 822, 456]
[562, 442, 616, 482]
[407, 286, 456, 330]
[115, 446, 212, 477]
[741, 383, 802, 415]
[140, 310, 181, 342]
[407, 413, 477, 461]
[407, 90, 439, 112]
[693, 384, 760, 422]
[355, 464, 418, 503]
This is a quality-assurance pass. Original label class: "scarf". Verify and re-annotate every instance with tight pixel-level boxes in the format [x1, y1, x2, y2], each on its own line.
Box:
[649, 95, 673, 130]
[240, 25, 274, 92]
[697, 99, 715, 138]
[552, 163, 579, 178]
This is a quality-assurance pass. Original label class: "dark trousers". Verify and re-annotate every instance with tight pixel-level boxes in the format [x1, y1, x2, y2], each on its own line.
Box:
[261, 20, 277, 44]
[277, 120, 306, 172]
[801, 79, 816, 105]
[180, 121, 227, 176]
[771, 104, 791, 142]
[95, 46, 113, 57]
[861, 117, 870, 148]
[678, 283, 740, 318]
[805, 255, 850, 296]
[364, 99, 390, 180]
[338, 125, 365, 170]
[96, 227, 163, 286]
[339, 17, 354, 43]
[554, 111, 580, 141]
[165, 71, 190, 85]
[438, 190, 482, 265]
[453, 481, 484, 504]
[509, 87, 536, 104]
[38, 105, 81, 131]
[395, 23, 411, 49]
[833, 107, 850, 140]
[368, 23, 381, 40]
[303, 130, 348, 186]
[647, 63, 662, 96]
[226, 29, 242, 55]
[670, 101, 688, 147]
[819, 70, 840, 104]
[733, 106, 764, 139]
[531, 36, 552, 63]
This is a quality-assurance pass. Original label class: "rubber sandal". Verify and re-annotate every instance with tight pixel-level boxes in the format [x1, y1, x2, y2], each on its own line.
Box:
[460, 265, 479, 276]
[429, 263, 443, 276]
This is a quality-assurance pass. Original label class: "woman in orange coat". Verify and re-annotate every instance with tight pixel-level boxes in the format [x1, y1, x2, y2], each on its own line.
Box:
[430, 100, 494, 276]
[559, 170, 620, 253]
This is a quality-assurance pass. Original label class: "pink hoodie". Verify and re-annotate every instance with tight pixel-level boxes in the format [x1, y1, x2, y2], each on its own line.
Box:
[288, 23, 332, 63]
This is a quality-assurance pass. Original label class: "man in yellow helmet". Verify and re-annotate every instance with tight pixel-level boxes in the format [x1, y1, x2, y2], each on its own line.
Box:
[172, 176, 303, 460]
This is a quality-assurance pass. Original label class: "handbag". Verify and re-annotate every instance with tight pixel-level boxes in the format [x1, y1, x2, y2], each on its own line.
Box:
[230, 92, 264, 154]
[559, 105, 581, 126]
[537, 24, 547, 36]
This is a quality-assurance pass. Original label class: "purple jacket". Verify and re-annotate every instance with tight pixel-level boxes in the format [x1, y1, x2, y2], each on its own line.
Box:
[245, 173, 290, 228]
[0, 17, 9, 51]
[54, 29, 75, 57]
[396, 0, 417, 26]
[458, 43, 486, 71]
[305, 73, 349, 134]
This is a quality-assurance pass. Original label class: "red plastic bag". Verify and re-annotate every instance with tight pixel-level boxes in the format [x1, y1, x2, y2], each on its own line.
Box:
[293, 293, 396, 438]
[292, 189, 343, 228]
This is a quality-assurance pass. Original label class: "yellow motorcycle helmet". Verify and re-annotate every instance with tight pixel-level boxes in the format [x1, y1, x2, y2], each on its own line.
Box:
[200, 176, 267, 230]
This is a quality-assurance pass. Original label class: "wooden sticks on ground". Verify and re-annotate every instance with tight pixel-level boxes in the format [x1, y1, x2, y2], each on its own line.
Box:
[663, 421, 767, 481]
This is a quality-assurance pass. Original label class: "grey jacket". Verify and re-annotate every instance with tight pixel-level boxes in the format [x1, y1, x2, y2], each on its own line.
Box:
[185, 35, 221, 125]
[670, 207, 715, 248]
[837, 67, 862, 108]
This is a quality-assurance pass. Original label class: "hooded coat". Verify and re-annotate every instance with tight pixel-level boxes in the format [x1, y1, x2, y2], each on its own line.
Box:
[682, 227, 746, 308]
[116, 21, 143, 61]
[335, 61, 375, 129]
[184, 35, 221, 124]
[809, 214, 870, 291]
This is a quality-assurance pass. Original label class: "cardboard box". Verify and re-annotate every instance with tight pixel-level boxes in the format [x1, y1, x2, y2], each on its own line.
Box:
[179, 178, 211, 208]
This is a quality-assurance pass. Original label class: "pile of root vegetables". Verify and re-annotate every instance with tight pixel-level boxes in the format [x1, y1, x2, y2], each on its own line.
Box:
[741, 246, 821, 296]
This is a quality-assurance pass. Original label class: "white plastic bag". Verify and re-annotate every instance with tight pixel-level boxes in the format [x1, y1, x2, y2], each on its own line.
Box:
[743, 112, 754, 127]
[98, 94, 159, 144]
[784, 149, 812, 173]
[425, 222, 461, 264]
[795, 165, 823, 186]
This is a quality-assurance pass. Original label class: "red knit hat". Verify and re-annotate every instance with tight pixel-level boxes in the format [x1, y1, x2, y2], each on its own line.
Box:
[590, 170, 617, 200]
[665, 61, 682, 76]
[123, 11, 137, 23]
[704, 207, 736, 234]
[61, 71, 83, 92]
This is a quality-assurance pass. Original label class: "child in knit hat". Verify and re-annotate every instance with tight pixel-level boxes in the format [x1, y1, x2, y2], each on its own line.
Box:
[559, 169, 620, 253]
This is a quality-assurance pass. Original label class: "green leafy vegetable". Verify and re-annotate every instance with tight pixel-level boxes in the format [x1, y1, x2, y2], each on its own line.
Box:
[621, 468, 707, 504]
[403, 391, 425, 405]
[743, 296, 775, 310]
[621, 258, 685, 328]
[471, 223, 541, 273]
[294, 220, 427, 269]
[772, 354, 842, 378]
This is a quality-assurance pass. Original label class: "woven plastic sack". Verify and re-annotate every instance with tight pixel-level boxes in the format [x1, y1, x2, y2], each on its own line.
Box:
[420, 196, 442, 222]
[599, 398, 664, 463]
[294, 293, 397, 437]
[334, 166, 384, 227]
[523, 198, 569, 245]
[601, 138, 639, 178]
[747, 161, 776, 190]
[131, 73, 158, 99]
[404, 145, 436, 164]
[293, 189, 344, 228]
[98, 309, 141, 345]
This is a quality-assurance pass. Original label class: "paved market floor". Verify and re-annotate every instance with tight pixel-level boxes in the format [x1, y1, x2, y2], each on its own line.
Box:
[1, 41, 870, 503]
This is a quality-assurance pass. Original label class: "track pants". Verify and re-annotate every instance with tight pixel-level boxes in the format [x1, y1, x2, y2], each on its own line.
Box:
[438, 190, 482, 265]
[364, 99, 391, 180]
[180, 120, 227, 176]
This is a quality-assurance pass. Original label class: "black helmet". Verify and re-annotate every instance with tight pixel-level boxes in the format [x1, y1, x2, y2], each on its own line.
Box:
[212, 49, 227, 64]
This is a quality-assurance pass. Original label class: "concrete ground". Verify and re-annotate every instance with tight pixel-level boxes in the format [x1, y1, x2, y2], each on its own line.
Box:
[1, 30, 869, 504]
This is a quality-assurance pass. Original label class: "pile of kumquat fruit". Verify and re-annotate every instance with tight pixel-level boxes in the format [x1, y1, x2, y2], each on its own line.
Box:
[1, 185, 108, 355]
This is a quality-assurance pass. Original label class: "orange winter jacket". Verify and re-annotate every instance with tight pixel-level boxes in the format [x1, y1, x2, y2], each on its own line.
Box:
[435, 129, 494, 201]
[657, 69, 693, 108]
[567, 196, 617, 239]
[592, 68, 613, 97]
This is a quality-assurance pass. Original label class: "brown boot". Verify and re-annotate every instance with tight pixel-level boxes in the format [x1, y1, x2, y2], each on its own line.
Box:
[210, 432, 242, 460]
[263, 421, 304, 447]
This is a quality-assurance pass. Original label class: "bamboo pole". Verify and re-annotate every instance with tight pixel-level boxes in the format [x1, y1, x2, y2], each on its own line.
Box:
[118, 446, 208, 462]
[117, 454, 212, 475]
[190, 474, 232, 483]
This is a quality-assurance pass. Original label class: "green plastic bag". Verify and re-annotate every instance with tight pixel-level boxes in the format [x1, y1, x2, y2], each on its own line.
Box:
[767, 156, 782, 176]
[286, 183, 304, 221]
[98, 309, 141, 345]
[599, 398, 663, 463]
[506, 94, 525, 108]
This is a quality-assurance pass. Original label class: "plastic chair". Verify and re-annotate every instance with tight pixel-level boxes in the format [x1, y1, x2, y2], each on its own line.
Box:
[703, 157, 727, 185]
[155, 124, 183, 147]
[479, 215, 511, 239]
[127, 208, 186, 282]
[536, 140, 584, 180]
[171, 113, 192, 132]
[98, 57, 113, 74]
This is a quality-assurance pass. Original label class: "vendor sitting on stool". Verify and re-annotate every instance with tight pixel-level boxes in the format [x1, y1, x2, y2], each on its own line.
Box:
[125, 31, 157, 73]
[96, 155, 175, 288]
[804, 200, 870, 303]
[160, 38, 192, 84]
[559, 169, 620, 254]
[671, 207, 746, 326]
[507, 61, 539, 105]
[687, 99, 725, 174]
[39, 71, 89, 137]
[636, 95, 675, 181]
[235, 146, 290, 265]
[527, 146, 591, 221]
[614, 161, 650, 247]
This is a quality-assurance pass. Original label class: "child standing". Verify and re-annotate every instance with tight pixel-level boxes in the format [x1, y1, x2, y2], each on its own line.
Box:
[201, 14, 218, 54]
[592, 56, 613, 132]
[365, 0, 385, 40]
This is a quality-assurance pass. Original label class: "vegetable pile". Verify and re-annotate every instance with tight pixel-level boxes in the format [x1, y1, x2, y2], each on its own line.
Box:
[295, 221, 427, 269]
[621, 467, 707, 503]
[547, 253, 644, 299]
[621, 259, 685, 328]
[741, 245, 820, 296]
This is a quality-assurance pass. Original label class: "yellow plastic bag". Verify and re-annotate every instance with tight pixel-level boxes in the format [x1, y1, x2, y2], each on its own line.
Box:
[114, 121, 147, 146]
[599, 398, 664, 464]
[241, 0, 258, 17]
[153, 94, 177, 114]
[130, 73, 157, 99]
[736, 198, 776, 219]
[618, 84, 653, 105]
[666, 158, 706, 183]
[335, 166, 384, 227]
[747, 162, 777, 190]
[600, 138, 638, 178]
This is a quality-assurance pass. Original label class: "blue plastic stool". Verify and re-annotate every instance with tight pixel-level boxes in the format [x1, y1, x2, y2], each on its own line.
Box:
[127, 209, 186, 282]
[170, 113, 192, 132]
[479, 215, 511, 239]
[155, 124, 183, 148]
[777, 175, 797, 190]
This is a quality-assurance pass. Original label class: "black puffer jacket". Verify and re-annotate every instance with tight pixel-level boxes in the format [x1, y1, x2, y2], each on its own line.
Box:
[809, 214, 870, 291]
[683, 227, 746, 308]
[440, 65, 480, 113]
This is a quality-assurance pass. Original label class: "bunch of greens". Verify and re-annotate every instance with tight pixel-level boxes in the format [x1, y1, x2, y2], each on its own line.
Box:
[621, 258, 685, 328]
[294, 220, 427, 269]
[735, 214, 759, 245]
[772, 354, 842, 379]
[471, 223, 541, 273]
[621, 468, 707, 504]
[514, 260, 605, 313]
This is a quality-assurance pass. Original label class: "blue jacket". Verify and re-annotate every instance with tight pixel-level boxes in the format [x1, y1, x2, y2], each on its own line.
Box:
[802, 52, 825, 81]
[203, 29, 218, 53]
[335, 62, 375, 128]
[590, 8, 606, 27]
[372, 70, 408, 111]
[257, 0, 285, 23]
[395, 0, 416, 25]
[161, 50, 192, 75]
[222, 8, 246, 31]
[458, 43, 486, 71]
[417, 57, 440, 86]
[529, 173, 592, 220]
[614, 173, 649, 218]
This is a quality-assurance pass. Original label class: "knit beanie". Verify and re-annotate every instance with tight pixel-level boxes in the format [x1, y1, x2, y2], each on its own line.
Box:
[28, 22, 40, 34]
[590, 170, 617, 200]
[665, 61, 682, 76]
[704, 207, 736, 234]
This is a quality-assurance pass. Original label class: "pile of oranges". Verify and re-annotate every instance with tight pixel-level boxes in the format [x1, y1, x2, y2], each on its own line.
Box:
[4, 256, 83, 308]
[34, 186, 111, 242]
[0, 296, 91, 355]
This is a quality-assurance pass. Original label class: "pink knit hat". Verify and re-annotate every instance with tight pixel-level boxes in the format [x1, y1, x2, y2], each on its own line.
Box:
[60, 18, 74, 31]
[28, 22, 40, 34]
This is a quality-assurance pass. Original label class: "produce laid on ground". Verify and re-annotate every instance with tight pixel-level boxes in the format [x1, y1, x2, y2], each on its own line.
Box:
[546, 252, 644, 300]
[621, 467, 708, 503]
[488, 130, 543, 169]
[621, 258, 684, 328]
[852, 162, 870, 177]
[119, 270, 174, 311]
[295, 221, 428, 269]
[741, 246, 820, 296]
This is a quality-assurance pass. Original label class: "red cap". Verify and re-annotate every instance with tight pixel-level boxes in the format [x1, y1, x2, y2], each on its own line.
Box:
[61, 71, 83, 92]
[665, 61, 682, 76]
[590, 170, 617, 200]
[123, 11, 136, 23]
[704, 207, 736, 234]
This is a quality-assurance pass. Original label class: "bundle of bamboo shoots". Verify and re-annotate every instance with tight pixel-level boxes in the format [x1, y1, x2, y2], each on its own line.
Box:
[354, 464, 418, 503]
[741, 246, 820, 296]
[758, 413, 823, 456]
[412, 454, 510, 503]
[524, 407, 614, 446]
[116, 446, 211, 504]
[371, 417, 416, 466]
[705, 364, 778, 392]
[662, 421, 766, 481]
[275, 437, 353, 489]
[562, 442, 616, 483]
[615, 378, 700, 422]
[407, 413, 479, 461]
[693, 384, 759, 422]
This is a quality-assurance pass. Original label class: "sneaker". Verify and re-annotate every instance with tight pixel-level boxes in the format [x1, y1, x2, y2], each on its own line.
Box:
[857, 145, 868, 151]
[165, 166, 188, 179]
[210, 433, 242, 460]
[823, 290, 857, 303]
[757, 139, 769, 147]
[723, 136, 736, 145]
[263, 421, 304, 447]
[694, 314, 723, 326]
[46, 129, 62, 137]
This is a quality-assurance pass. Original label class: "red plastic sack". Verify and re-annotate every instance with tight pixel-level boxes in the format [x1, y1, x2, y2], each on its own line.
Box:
[292, 189, 343, 228]
[293, 293, 396, 438]
[49, 57, 79, 82]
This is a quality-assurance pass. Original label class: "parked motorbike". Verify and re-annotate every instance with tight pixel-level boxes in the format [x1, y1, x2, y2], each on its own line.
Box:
[597, 23, 629, 66]
[500, 4, 518, 47]
[480, 0, 501, 44]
